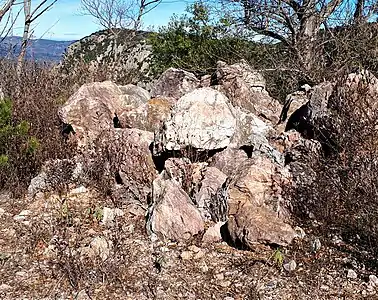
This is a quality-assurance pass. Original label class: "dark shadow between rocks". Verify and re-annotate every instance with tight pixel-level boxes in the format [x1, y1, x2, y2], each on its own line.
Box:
[149, 143, 226, 173]
[220, 222, 249, 251]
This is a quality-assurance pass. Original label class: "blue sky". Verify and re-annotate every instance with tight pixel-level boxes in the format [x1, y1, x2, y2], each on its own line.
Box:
[9, 0, 194, 40]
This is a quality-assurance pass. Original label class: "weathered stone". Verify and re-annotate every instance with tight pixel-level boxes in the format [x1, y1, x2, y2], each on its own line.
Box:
[227, 206, 295, 249]
[347, 269, 358, 279]
[195, 167, 227, 221]
[82, 236, 112, 261]
[226, 155, 291, 219]
[94, 128, 156, 209]
[58, 81, 150, 146]
[213, 60, 282, 124]
[151, 68, 200, 99]
[101, 207, 124, 226]
[119, 96, 175, 132]
[147, 177, 204, 241]
[154, 87, 237, 152]
[283, 260, 297, 272]
[202, 222, 225, 244]
[209, 148, 248, 177]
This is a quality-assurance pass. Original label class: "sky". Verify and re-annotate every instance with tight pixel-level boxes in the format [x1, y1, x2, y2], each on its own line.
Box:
[7, 0, 195, 41]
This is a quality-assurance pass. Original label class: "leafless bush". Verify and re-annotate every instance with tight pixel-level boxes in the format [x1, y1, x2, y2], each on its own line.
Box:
[0, 59, 123, 195]
[289, 71, 378, 267]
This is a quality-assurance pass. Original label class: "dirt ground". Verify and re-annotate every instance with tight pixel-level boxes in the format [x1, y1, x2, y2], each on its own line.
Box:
[0, 190, 377, 300]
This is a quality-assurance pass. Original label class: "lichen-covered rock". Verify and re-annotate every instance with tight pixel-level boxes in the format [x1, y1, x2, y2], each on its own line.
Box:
[150, 68, 200, 99]
[153, 87, 237, 152]
[147, 177, 204, 241]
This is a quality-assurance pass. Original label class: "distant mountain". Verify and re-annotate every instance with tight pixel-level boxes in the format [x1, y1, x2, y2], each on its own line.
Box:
[0, 36, 76, 62]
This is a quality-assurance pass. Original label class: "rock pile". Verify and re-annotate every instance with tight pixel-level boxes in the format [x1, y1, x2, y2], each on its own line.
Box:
[30, 60, 376, 251]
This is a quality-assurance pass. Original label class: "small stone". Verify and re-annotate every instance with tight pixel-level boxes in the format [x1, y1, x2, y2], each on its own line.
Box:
[180, 251, 193, 260]
[219, 281, 231, 287]
[0, 284, 11, 291]
[14, 210, 32, 221]
[76, 290, 91, 300]
[200, 262, 209, 273]
[294, 226, 306, 239]
[0, 208, 5, 217]
[215, 273, 224, 280]
[347, 269, 357, 279]
[283, 260, 297, 272]
[188, 245, 200, 253]
[101, 207, 124, 226]
[69, 185, 87, 194]
[194, 250, 205, 259]
[224, 297, 234, 300]
[369, 275, 378, 286]
[320, 285, 329, 291]
[16, 271, 27, 277]
[311, 238, 321, 252]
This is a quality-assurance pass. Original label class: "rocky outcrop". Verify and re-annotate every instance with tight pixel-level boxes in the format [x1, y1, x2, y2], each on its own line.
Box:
[59, 29, 153, 86]
[147, 176, 204, 241]
[52, 61, 337, 252]
[150, 68, 200, 99]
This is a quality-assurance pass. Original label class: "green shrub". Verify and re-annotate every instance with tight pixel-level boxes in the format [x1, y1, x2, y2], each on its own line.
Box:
[148, 2, 268, 76]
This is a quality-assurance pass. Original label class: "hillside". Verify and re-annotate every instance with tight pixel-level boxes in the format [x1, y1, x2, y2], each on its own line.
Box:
[0, 36, 75, 62]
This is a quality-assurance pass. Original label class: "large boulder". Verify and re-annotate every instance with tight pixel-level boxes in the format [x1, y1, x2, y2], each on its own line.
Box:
[226, 206, 296, 249]
[91, 128, 156, 209]
[154, 88, 237, 152]
[150, 68, 200, 99]
[147, 177, 204, 241]
[213, 60, 282, 124]
[225, 155, 291, 219]
[58, 81, 150, 146]
[119, 97, 175, 132]
[285, 81, 333, 137]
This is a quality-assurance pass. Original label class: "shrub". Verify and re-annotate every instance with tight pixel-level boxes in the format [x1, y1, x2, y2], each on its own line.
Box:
[148, 2, 271, 77]
[289, 72, 378, 269]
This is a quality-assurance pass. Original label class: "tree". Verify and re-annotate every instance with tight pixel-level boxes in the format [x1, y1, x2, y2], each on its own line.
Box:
[81, 0, 162, 61]
[16, 0, 58, 74]
[227, 0, 378, 72]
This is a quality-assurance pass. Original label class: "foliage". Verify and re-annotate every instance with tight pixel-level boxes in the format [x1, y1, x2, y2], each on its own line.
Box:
[0, 97, 39, 171]
[148, 2, 269, 76]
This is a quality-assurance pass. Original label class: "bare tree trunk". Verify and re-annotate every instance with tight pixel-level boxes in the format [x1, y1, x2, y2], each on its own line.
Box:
[295, 15, 321, 72]
[353, 0, 365, 24]
[17, 0, 31, 76]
